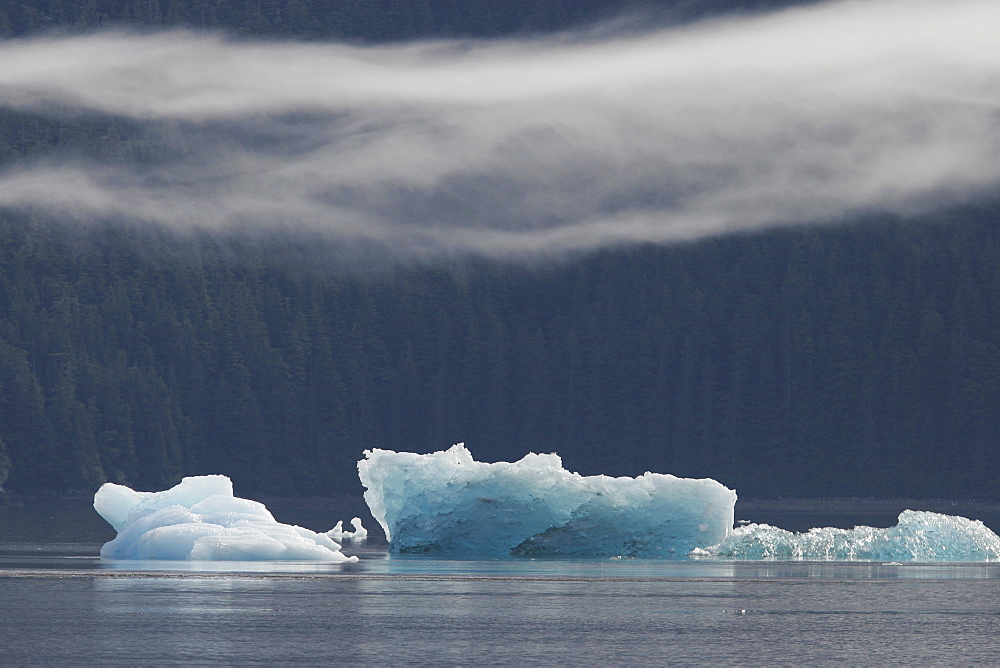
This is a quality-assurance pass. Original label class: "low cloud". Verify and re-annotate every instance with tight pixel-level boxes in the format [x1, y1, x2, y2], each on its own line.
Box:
[1, 0, 999, 259]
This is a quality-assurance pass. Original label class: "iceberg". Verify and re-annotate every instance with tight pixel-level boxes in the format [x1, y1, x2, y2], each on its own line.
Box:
[94, 475, 357, 562]
[347, 517, 368, 539]
[326, 517, 368, 542]
[357, 443, 736, 557]
[707, 510, 1000, 561]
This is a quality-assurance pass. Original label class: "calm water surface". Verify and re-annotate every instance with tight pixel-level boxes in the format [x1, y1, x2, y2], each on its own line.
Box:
[2, 502, 999, 665]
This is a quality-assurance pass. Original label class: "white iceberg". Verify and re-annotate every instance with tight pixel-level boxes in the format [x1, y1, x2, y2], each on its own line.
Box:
[326, 517, 368, 542]
[326, 520, 345, 541]
[94, 475, 357, 562]
[357, 443, 737, 557]
[347, 517, 368, 539]
[708, 510, 1000, 561]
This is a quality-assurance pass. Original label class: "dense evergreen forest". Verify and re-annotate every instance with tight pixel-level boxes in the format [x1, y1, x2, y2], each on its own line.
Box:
[1, 209, 998, 498]
[1, 0, 808, 40]
[1, 0, 998, 500]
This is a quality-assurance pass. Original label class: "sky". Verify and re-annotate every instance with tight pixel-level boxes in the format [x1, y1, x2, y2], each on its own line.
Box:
[0, 0, 998, 260]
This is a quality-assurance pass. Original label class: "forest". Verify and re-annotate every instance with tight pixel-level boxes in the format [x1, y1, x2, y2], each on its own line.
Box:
[1, 0, 809, 40]
[2, 208, 998, 499]
[0, 0, 998, 500]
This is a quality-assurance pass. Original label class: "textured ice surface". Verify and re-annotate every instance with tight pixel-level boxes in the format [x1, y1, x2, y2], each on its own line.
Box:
[358, 444, 736, 557]
[94, 475, 357, 562]
[708, 510, 1000, 561]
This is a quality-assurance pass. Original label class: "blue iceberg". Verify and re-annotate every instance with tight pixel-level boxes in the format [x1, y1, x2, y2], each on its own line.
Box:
[707, 510, 1000, 561]
[358, 444, 737, 557]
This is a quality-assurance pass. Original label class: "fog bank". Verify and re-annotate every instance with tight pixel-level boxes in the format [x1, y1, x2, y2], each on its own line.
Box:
[1, 0, 998, 259]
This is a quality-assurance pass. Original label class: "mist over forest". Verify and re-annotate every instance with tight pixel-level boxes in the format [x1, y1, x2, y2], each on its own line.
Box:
[0, 0, 998, 500]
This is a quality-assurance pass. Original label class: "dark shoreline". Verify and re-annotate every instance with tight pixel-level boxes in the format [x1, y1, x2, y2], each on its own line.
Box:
[736, 497, 1000, 517]
[6, 489, 1000, 517]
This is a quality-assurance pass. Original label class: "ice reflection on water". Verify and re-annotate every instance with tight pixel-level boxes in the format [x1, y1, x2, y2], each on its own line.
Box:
[4, 501, 1000, 665]
[728, 561, 1000, 580]
[79, 555, 1000, 581]
[81, 554, 1000, 580]
[63, 558, 1000, 665]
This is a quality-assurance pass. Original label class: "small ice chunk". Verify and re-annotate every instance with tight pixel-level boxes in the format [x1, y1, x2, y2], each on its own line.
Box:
[708, 510, 1000, 561]
[347, 517, 368, 540]
[94, 476, 357, 562]
[327, 517, 368, 541]
[358, 443, 736, 557]
[326, 520, 345, 541]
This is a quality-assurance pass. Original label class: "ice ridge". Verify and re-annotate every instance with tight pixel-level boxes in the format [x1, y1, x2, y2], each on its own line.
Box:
[708, 510, 1000, 561]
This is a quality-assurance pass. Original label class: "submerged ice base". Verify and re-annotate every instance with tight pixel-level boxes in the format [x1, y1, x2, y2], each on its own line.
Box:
[708, 510, 1000, 561]
[358, 444, 736, 557]
[94, 475, 357, 562]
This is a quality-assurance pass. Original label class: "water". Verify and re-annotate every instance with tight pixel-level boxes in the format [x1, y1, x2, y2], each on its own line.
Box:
[3, 501, 1000, 665]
